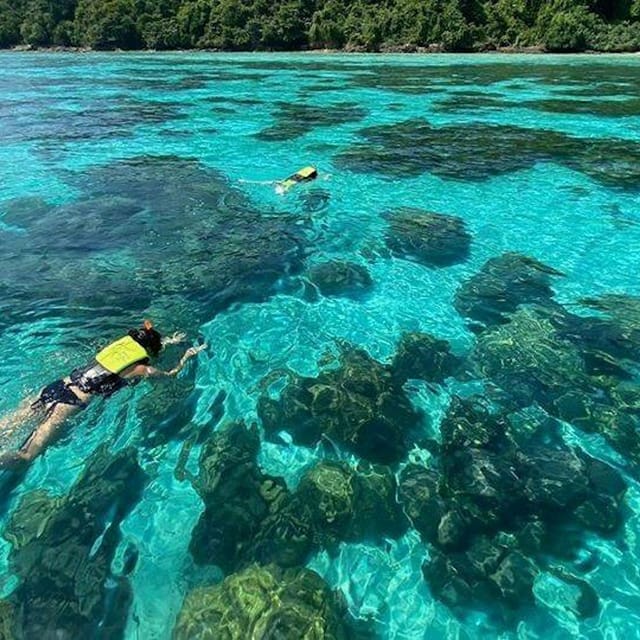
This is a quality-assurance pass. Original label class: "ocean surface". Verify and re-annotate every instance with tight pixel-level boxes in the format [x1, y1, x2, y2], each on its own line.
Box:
[0, 51, 639, 639]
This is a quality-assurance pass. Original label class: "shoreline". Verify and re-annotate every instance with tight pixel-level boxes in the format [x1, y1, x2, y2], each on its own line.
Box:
[4, 44, 640, 55]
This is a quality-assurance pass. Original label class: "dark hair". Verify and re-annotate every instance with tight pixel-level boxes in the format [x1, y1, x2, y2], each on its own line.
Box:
[128, 326, 162, 357]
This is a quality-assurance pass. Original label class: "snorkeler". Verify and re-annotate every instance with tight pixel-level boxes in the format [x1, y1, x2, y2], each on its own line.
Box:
[0, 321, 206, 470]
[239, 165, 320, 194]
[276, 166, 318, 194]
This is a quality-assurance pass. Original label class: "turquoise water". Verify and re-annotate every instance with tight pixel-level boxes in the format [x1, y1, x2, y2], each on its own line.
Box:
[1, 51, 640, 638]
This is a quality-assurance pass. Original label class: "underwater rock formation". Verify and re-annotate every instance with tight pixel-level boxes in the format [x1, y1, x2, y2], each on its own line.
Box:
[454, 252, 564, 329]
[533, 568, 600, 620]
[188, 422, 290, 573]
[470, 304, 640, 470]
[527, 96, 640, 119]
[424, 538, 539, 611]
[334, 118, 640, 190]
[258, 344, 422, 464]
[399, 396, 626, 617]
[391, 332, 460, 384]
[294, 461, 406, 545]
[255, 101, 367, 141]
[306, 260, 373, 298]
[3, 445, 147, 639]
[551, 386, 640, 477]
[136, 372, 226, 449]
[4, 98, 185, 147]
[573, 294, 640, 365]
[0, 156, 307, 333]
[384, 208, 471, 268]
[471, 306, 591, 408]
[250, 460, 407, 567]
[188, 424, 406, 574]
[173, 564, 353, 640]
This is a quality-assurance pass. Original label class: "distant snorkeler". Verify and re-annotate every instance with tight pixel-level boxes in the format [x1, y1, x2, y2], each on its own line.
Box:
[0, 321, 206, 471]
[238, 166, 320, 195]
[276, 166, 318, 195]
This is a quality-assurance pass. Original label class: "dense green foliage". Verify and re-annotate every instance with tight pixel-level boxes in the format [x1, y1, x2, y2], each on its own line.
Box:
[1, 0, 639, 51]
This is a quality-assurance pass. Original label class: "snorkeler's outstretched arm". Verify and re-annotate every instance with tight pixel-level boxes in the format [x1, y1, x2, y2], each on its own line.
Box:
[163, 344, 207, 376]
[128, 344, 208, 379]
[161, 331, 187, 346]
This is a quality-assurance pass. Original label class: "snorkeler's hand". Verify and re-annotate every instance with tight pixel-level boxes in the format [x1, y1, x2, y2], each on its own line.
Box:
[162, 331, 187, 346]
[185, 344, 207, 358]
[164, 343, 208, 376]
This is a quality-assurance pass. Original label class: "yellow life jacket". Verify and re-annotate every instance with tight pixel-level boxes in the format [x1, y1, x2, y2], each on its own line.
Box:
[95, 336, 149, 374]
[279, 166, 318, 191]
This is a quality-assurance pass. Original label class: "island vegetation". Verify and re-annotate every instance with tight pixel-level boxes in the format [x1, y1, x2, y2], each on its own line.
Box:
[1, 0, 639, 53]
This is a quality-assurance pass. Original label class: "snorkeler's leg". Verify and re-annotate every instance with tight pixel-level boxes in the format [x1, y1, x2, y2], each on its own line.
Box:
[2, 403, 80, 468]
[0, 398, 38, 438]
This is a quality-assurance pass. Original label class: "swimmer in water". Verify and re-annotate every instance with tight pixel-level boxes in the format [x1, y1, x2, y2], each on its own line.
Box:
[0, 321, 206, 470]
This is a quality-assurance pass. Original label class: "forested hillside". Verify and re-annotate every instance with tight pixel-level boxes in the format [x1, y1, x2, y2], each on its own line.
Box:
[1, 0, 639, 52]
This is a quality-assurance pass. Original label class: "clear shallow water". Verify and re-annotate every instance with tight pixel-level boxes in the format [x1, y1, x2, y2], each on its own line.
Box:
[0, 52, 640, 639]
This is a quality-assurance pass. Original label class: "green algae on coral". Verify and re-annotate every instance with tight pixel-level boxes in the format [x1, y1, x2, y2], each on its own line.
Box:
[258, 344, 422, 464]
[0, 600, 16, 640]
[471, 307, 589, 407]
[469, 302, 640, 470]
[173, 564, 353, 640]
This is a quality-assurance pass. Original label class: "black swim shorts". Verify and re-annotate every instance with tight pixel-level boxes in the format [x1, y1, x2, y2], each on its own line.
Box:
[31, 380, 87, 416]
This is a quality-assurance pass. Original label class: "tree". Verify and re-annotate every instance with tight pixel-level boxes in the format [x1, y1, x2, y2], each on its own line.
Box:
[261, 0, 310, 49]
[0, 0, 638, 52]
[174, 0, 213, 47]
[0, 0, 25, 47]
[309, 1, 346, 49]
[536, 0, 601, 50]
[74, 0, 142, 49]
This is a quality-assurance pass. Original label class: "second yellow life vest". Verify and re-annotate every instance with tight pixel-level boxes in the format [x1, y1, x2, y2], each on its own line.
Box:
[279, 166, 318, 191]
[95, 336, 148, 374]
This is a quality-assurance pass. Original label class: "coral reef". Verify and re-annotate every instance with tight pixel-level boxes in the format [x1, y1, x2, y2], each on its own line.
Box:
[470, 304, 640, 470]
[188, 422, 290, 572]
[0, 156, 307, 332]
[173, 564, 353, 640]
[3, 446, 147, 639]
[398, 396, 626, 618]
[385, 208, 471, 268]
[306, 260, 373, 298]
[255, 101, 367, 141]
[335, 119, 640, 190]
[454, 253, 564, 329]
[258, 344, 422, 464]
[187, 423, 406, 573]
[471, 306, 590, 407]
[391, 332, 460, 384]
